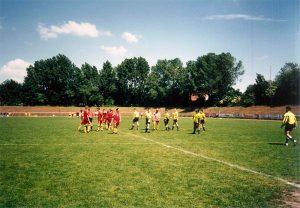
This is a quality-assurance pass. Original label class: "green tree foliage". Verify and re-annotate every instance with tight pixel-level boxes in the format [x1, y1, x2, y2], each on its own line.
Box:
[116, 57, 150, 105]
[219, 87, 242, 106]
[1, 53, 297, 107]
[99, 61, 117, 105]
[79, 63, 102, 106]
[187, 53, 244, 106]
[150, 58, 186, 105]
[273, 63, 300, 105]
[22, 54, 80, 105]
[241, 85, 255, 107]
[253, 74, 269, 105]
[0, 79, 23, 105]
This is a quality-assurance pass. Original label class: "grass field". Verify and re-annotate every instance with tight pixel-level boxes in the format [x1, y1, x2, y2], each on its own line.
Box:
[0, 116, 299, 207]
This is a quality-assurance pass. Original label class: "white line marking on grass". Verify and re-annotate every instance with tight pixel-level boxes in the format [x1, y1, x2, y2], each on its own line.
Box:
[126, 132, 300, 189]
[0, 142, 156, 146]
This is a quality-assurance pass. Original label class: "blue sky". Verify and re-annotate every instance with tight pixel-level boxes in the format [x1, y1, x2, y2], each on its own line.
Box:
[0, 0, 299, 91]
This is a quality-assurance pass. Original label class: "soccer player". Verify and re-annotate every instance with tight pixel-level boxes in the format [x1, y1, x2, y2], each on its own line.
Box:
[145, 109, 152, 133]
[77, 106, 91, 133]
[102, 109, 108, 129]
[164, 109, 170, 131]
[88, 108, 94, 131]
[281, 106, 297, 146]
[199, 109, 206, 131]
[193, 109, 200, 134]
[152, 109, 161, 130]
[96, 107, 103, 131]
[107, 109, 113, 131]
[130, 108, 140, 130]
[113, 108, 121, 134]
[172, 108, 179, 131]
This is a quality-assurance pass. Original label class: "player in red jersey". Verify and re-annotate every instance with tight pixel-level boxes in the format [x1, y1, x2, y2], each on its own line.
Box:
[88, 108, 94, 131]
[107, 109, 113, 130]
[102, 109, 108, 129]
[77, 106, 91, 133]
[113, 108, 121, 134]
[96, 107, 103, 131]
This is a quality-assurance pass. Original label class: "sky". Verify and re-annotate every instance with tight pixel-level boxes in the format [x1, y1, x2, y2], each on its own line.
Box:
[0, 0, 299, 92]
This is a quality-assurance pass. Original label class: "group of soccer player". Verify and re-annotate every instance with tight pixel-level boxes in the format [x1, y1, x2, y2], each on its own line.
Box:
[131, 108, 187, 133]
[77, 105, 297, 146]
[78, 107, 206, 134]
[77, 106, 121, 134]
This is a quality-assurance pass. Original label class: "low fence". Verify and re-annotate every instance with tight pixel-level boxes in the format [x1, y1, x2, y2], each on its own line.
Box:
[206, 113, 300, 121]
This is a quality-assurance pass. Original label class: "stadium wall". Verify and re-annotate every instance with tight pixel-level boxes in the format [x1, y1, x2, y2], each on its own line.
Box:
[0, 106, 299, 120]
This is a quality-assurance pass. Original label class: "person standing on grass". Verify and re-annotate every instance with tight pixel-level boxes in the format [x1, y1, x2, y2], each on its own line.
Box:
[107, 109, 113, 131]
[193, 109, 200, 134]
[113, 108, 121, 134]
[102, 109, 108, 130]
[199, 109, 206, 131]
[172, 108, 179, 131]
[145, 109, 152, 133]
[164, 109, 170, 131]
[130, 108, 140, 130]
[77, 106, 91, 133]
[281, 106, 297, 146]
[88, 108, 94, 131]
[152, 109, 161, 130]
[96, 107, 103, 131]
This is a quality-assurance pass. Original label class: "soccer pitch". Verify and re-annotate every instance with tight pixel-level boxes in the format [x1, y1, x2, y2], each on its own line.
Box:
[0, 117, 299, 207]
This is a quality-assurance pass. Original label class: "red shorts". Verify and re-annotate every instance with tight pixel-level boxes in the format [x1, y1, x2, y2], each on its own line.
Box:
[107, 118, 112, 123]
[114, 121, 120, 127]
[81, 118, 90, 125]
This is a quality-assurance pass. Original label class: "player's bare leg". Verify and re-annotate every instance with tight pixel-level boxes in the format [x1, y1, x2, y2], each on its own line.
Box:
[285, 130, 297, 146]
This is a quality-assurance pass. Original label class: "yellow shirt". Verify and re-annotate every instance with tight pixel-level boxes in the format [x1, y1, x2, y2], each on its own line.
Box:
[133, 110, 139, 118]
[199, 112, 205, 120]
[193, 112, 200, 123]
[283, 111, 297, 126]
[173, 111, 178, 120]
[164, 112, 170, 119]
[146, 112, 152, 120]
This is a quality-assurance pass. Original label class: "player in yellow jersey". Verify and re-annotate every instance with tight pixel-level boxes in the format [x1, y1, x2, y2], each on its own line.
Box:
[192, 109, 201, 134]
[130, 108, 140, 130]
[199, 109, 206, 131]
[172, 108, 179, 131]
[281, 106, 297, 146]
[164, 109, 170, 131]
[145, 109, 152, 133]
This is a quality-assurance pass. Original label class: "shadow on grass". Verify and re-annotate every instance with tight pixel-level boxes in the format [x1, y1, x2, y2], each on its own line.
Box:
[268, 142, 285, 146]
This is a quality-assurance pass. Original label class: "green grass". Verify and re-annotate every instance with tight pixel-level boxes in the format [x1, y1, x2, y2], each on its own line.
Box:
[0, 117, 299, 207]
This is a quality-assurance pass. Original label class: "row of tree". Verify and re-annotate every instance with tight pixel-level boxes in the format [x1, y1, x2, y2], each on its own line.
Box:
[0, 53, 299, 106]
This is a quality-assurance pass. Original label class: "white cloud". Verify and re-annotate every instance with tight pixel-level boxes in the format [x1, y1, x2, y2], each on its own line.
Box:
[203, 14, 287, 22]
[0, 59, 31, 83]
[38, 21, 112, 40]
[100, 45, 127, 56]
[122, 32, 142, 43]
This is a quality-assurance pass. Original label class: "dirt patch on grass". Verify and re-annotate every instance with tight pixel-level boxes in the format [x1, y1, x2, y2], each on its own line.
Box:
[281, 189, 300, 208]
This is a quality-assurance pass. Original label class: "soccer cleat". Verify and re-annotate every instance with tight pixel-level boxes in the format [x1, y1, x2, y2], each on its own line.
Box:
[285, 143, 288, 146]
[293, 140, 297, 145]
